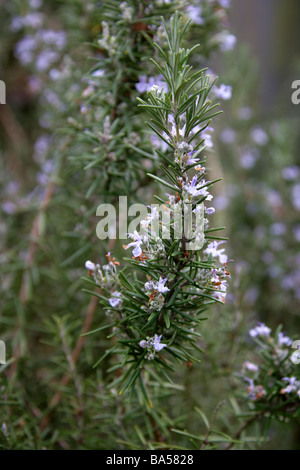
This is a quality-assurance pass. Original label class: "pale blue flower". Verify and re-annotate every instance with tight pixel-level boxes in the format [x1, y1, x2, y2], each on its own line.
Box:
[109, 291, 122, 307]
[204, 240, 228, 264]
[153, 334, 167, 351]
[214, 84, 232, 100]
[249, 322, 271, 338]
[157, 277, 170, 293]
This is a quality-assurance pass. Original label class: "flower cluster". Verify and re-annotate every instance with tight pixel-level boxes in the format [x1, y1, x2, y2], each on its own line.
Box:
[81, 14, 231, 394]
[139, 334, 167, 360]
[85, 253, 119, 290]
[144, 277, 170, 311]
[240, 323, 300, 411]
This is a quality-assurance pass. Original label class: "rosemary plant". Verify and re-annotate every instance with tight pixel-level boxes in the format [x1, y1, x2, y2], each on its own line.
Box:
[84, 13, 230, 397]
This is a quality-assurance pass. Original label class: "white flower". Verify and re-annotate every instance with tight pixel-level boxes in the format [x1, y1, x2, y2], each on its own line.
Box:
[251, 126, 269, 146]
[219, 32, 236, 51]
[240, 149, 258, 169]
[204, 241, 228, 264]
[249, 322, 271, 338]
[157, 277, 170, 293]
[282, 166, 299, 181]
[145, 277, 170, 300]
[184, 176, 213, 201]
[109, 291, 122, 307]
[144, 281, 154, 292]
[214, 84, 232, 100]
[85, 260, 96, 271]
[92, 69, 105, 78]
[139, 334, 167, 360]
[213, 281, 227, 303]
[243, 361, 259, 372]
[277, 332, 292, 347]
[123, 230, 144, 257]
[281, 377, 300, 395]
[120, 2, 134, 21]
[219, 0, 231, 8]
[291, 183, 300, 210]
[153, 334, 167, 351]
[151, 134, 169, 152]
[245, 378, 266, 401]
[140, 206, 159, 233]
[186, 5, 204, 25]
[136, 74, 168, 94]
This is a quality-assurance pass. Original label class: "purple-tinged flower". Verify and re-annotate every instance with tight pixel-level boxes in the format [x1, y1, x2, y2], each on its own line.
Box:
[186, 5, 204, 25]
[205, 207, 215, 215]
[85, 260, 96, 271]
[219, 33, 236, 51]
[270, 222, 286, 236]
[249, 322, 271, 338]
[282, 166, 299, 181]
[151, 134, 169, 152]
[280, 376, 299, 395]
[139, 334, 167, 360]
[291, 183, 300, 210]
[244, 378, 266, 401]
[135, 75, 148, 93]
[92, 69, 105, 78]
[184, 176, 213, 200]
[36, 50, 59, 72]
[36, 30, 66, 50]
[6, 181, 20, 195]
[243, 361, 259, 372]
[15, 35, 36, 64]
[157, 277, 170, 293]
[136, 74, 168, 94]
[277, 332, 293, 347]
[213, 84, 232, 100]
[2, 201, 17, 214]
[219, 0, 231, 8]
[204, 240, 228, 264]
[109, 291, 122, 307]
[214, 194, 229, 211]
[123, 230, 144, 257]
[10, 17, 23, 32]
[185, 176, 200, 197]
[240, 149, 258, 169]
[293, 225, 300, 242]
[251, 126, 269, 146]
[153, 334, 167, 351]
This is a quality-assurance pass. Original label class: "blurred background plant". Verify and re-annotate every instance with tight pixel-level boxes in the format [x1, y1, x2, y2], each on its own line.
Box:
[0, 0, 299, 450]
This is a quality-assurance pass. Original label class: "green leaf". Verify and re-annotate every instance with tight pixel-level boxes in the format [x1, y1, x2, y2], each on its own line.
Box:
[147, 173, 179, 192]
